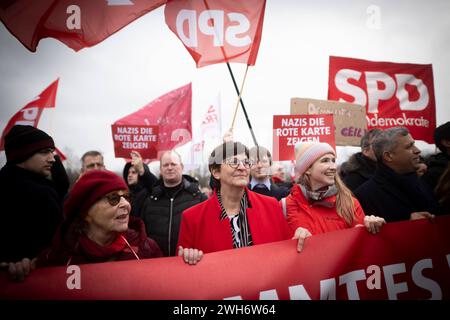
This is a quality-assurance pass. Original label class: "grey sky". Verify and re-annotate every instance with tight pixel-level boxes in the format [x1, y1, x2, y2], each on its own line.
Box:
[1, 0, 449, 172]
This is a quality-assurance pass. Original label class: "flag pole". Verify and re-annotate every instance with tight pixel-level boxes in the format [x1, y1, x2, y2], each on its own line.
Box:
[230, 64, 249, 129]
[200, 0, 258, 146]
[226, 62, 258, 146]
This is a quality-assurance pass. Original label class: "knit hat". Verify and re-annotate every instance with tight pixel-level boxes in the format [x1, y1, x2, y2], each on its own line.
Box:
[4, 125, 55, 164]
[294, 142, 336, 176]
[64, 170, 128, 220]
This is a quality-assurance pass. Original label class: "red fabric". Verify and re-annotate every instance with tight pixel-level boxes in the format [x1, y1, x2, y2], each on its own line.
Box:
[64, 170, 128, 219]
[0, 0, 166, 52]
[3, 216, 450, 299]
[165, 0, 266, 67]
[113, 83, 192, 158]
[285, 184, 365, 235]
[78, 233, 127, 258]
[177, 188, 292, 253]
[0, 79, 58, 151]
[328, 56, 436, 143]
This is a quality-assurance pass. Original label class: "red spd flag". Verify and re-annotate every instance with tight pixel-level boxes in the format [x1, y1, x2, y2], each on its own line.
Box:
[328, 56, 436, 143]
[165, 0, 266, 67]
[113, 83, 192, 158]
[0, 0, 166, 52]
[0, 79, 59, 151]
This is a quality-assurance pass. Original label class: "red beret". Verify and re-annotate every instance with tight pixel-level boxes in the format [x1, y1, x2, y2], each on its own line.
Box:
[64, 170, 128, 219]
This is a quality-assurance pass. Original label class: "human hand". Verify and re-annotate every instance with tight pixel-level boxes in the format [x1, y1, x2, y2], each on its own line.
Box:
[363, 215, 386, 234]
[223, 129, 233, 143]
[0, 257, 37, 282]
[130, 151, 145, 175]
[292, 227, 312, 252]
[178, 246, 203, 265]
[410, 211, 435, 221]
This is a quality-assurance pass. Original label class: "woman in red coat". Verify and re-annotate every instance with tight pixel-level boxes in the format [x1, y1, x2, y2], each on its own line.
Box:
[285, 142, 385, 238]
[177, 141, 306, 265]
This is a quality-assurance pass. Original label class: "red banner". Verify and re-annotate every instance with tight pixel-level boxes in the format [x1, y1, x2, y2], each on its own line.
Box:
[2, 216, 449, 300]
[273, 114, 335, 161]
[111, 124, 158, 159]
[328, 56, 436, 143]
[165, 0, 266, 67]
[0, 0, 165, 52]
[0, 79, 59, 151]
[113, 83, 192, 159]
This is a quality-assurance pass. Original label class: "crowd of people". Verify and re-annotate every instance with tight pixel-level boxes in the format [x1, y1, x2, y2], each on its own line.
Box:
[0, 121, 449, 281]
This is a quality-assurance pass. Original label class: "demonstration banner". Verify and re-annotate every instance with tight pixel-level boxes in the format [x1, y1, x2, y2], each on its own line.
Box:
[0, 0, 166, 52]
[111, 124, 158, 159]
[112, 83, 192, 159]
[328, 56, 436, 143]
[291, 98, 366, 147]
[165, 0, 266, 67]
[273, 114, 335, 161]
[1, 216, 449, 300]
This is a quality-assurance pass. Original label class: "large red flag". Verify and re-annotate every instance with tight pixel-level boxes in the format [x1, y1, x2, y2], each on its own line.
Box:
[0, 0, 166, 52]
[113, 83, 192, 159]
[0, 79, 59, 151]
[165, 0, 266, 67]
[328, 56, 436, 143]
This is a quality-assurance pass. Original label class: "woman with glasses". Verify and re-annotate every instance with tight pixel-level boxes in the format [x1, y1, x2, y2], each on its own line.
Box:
[177, 141, 307, 265]
[3, 170, 162, 281]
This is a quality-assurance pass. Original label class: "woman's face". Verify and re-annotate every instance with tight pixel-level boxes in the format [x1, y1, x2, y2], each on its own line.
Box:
[212, 153, 251, 189]
[84, 190, 131, 237]
[305, 153, 337, 190]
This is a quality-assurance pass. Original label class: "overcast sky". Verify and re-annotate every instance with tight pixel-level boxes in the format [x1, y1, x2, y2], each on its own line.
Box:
[1, 0, 449, 173]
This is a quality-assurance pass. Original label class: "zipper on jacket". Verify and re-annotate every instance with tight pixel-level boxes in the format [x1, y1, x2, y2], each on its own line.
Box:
[168, 198, 174, 256]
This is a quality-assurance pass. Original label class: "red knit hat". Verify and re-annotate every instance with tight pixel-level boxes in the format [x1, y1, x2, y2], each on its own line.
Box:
[64, 170, 128, 219]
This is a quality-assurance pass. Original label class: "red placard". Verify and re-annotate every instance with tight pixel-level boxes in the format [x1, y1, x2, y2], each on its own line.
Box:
[111, 124, 158, 159]
[273, 114, 335, 161]
[328, 56, 436, 143]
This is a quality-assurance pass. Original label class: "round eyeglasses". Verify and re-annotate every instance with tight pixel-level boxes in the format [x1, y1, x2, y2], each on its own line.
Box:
[224, 158, 253, 169]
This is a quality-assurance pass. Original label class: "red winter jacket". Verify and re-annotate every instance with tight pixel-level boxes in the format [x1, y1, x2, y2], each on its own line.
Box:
[177, 188, 292, 253]
[285, 184, 365, 235]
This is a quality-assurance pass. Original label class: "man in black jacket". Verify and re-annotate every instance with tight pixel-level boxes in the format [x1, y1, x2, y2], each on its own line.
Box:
[248, 146, 290, 201]
[354, 127, 439, 222]
[0, 125, 69, 264]
[140, 150, 207, 256]
[422, 121, 450, 191]
[339, 128, 382, 192]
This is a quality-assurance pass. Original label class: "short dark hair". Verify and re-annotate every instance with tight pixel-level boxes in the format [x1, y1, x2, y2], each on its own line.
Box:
[434, 121, 450, 153]
[81, 150, 103, 164]
[372, 127, 410, 162]
[249, 146, 272, 166]
[360, 128, 383, 150]
[208, 141, 249, 189]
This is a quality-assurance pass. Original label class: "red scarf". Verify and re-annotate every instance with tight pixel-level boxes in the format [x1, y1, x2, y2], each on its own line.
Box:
[79, 233, 127, 258]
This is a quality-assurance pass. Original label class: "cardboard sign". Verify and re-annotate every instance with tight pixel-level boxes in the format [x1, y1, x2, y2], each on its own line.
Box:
[273, 114, 335, 161]
[291, 98, 366, 147]
[111, 124, 158, 159]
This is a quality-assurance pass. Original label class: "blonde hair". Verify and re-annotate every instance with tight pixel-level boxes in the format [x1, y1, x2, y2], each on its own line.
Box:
[300, 167, 356, 226]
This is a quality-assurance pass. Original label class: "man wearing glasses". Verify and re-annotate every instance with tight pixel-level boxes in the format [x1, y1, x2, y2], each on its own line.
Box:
[177, 141, 310, 265]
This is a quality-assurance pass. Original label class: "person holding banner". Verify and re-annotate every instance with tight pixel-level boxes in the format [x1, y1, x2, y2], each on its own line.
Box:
[0, 125, 69, 266]
[122, 151, 157, 218]
[355, 127, 440, 222]
[177, 141, 309, 265]
[3, 170, 162, 281]
[285, 142, 385, 237]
